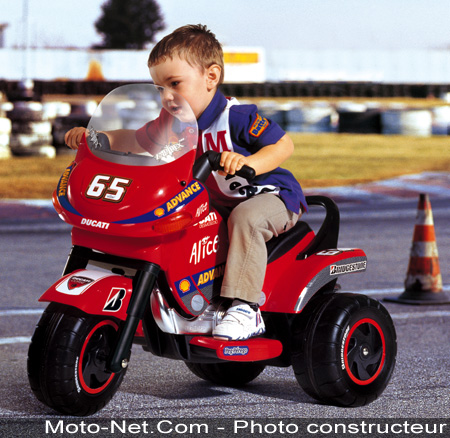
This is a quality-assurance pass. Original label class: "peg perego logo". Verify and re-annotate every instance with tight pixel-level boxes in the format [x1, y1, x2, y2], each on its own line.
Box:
[223, 346, 249, 356]
[330, 261, 367, 275]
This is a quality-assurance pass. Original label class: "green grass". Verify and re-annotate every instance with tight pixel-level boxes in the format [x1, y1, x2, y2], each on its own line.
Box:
[0, 133, 449, 199]
[285, 133, 450, 188]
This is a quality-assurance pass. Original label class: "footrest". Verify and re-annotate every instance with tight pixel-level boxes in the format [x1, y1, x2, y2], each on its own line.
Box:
[189, 336, 283, 362]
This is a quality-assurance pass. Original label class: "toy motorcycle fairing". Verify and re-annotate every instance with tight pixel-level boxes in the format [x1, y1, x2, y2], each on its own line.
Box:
[27, 84, 396, 416]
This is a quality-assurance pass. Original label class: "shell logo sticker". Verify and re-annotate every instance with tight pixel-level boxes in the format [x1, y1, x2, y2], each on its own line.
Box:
[154, 208, 165, 217]
[179, 279, 191, 293]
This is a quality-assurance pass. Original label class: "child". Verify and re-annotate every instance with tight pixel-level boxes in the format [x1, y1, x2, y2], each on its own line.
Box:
[65, 24, 308, 341]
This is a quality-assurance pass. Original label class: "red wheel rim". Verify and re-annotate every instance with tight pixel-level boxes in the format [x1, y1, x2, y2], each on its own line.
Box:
[78, 320, 118, 394]
[344, 318, 386, 385]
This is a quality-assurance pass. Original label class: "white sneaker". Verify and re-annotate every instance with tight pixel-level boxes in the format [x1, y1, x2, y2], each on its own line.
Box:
[213, 300, 265, 340]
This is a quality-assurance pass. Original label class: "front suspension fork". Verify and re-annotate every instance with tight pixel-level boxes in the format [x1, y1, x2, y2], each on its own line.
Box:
[108, 264, 160, 373]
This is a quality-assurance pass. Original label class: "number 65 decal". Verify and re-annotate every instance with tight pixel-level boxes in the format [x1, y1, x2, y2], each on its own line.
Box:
[86, 174, 132, 202]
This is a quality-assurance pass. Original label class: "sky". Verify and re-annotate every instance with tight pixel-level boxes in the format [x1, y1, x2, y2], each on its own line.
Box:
[2, 0, 450, 52]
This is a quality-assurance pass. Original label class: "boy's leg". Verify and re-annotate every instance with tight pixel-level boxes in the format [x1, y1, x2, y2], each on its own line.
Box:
[220, 193, 299, 303]
[213, 193, 299, 340]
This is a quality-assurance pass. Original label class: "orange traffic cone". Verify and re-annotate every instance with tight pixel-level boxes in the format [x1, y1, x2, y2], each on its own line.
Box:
[85, 59, 105, 81]
[386, 193, 450, 305]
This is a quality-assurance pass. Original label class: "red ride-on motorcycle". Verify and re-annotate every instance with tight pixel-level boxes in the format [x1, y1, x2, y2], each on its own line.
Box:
[27, 85, 396, 416]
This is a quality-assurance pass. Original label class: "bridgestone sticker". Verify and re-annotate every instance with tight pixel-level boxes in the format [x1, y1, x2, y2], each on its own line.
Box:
[330, 261, 367, 275]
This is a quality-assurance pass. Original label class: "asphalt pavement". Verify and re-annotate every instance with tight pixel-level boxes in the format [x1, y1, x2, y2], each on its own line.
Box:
[0, 171, 449, 437]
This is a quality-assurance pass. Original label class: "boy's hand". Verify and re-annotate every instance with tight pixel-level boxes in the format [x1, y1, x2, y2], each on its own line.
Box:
[64, 127, 86, 150]
[219, 151, 247, 176]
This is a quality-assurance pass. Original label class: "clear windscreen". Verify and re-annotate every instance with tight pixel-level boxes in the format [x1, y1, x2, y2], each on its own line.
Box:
[86, 84, 198, 166]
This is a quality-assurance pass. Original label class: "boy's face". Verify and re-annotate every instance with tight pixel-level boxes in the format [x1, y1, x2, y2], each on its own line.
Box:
[149, 55, 220, 120]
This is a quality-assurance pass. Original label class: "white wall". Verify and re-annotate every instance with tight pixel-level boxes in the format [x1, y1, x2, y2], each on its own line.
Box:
[267, 49, 450, 83]
[1, 47, 450, 83]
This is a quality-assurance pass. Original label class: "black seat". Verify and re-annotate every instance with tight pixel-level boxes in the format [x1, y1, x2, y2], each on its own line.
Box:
[266, 221, 312, 263]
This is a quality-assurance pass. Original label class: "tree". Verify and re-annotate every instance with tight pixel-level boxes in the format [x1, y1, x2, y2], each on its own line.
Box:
[94, 0, 165, 50]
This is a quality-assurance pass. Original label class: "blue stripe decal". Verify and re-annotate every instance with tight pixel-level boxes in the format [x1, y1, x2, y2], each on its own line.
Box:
[59, 196, 82, 216]
[114, 180, 204, 225]
[57, 163, 82, 216]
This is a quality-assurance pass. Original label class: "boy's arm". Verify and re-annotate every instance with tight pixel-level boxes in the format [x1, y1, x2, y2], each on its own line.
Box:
[65, 127, 143, 152]
[219, 133, 294, 176]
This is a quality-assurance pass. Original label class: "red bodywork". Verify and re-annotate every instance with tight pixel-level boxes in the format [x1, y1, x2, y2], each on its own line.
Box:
[39, 87, 367, 363]
[42, 137, 367, 320]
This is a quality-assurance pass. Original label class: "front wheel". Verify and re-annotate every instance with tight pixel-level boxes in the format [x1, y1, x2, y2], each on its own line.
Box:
[291, 293, 397, 407]
[27, 303, 128, 416]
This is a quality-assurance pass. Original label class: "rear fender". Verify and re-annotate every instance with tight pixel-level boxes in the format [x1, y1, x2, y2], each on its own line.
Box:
[39, 269, 133, 320]
[262, 248, 367, 313]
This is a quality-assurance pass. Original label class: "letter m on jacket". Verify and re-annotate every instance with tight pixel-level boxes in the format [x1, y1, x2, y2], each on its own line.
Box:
[204, 130, 228, 151]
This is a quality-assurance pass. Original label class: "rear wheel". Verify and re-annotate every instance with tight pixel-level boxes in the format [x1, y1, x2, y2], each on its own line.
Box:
[28, 303, 127, 416]
[185, 361, 266, 387]
[291, 293, 396, 407]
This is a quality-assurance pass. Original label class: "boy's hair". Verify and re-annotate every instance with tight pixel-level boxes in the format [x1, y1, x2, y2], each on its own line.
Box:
[148, 24, 225, 85]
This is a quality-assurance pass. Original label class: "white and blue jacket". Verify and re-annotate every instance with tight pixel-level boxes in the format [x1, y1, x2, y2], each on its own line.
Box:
[197, 90, 307, 214]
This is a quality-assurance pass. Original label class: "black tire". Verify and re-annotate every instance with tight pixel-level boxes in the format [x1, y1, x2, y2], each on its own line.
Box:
[292, 293, 397, 407]
[185, 361, 266, 387]
[27, 303, 127, 416]
[7, 102, 45, 122]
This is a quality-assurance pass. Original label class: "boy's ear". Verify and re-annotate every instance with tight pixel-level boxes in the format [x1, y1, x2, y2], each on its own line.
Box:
[206, 64, 221, 90]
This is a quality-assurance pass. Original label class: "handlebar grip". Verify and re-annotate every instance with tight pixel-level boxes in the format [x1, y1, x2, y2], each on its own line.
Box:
[207, 150, 256, 181]
[193, 151, 256, 182]
[235, 165, 256, 181]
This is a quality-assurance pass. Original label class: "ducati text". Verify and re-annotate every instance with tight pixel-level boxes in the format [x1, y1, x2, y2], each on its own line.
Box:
[81, 218, 110, 229]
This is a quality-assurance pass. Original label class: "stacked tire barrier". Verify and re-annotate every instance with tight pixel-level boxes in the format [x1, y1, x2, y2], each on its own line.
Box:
[52, 101, 96, 152]
[381, 108, 433, 137]
[431, 106, 450, 135]
[257, 99, 449, 136]
[6, 101, 55, 157]
[337, 102, 382, 134]
[258, 101, 335, 133]
[1, 89, 449, 161]
[0, 101, 12, 159]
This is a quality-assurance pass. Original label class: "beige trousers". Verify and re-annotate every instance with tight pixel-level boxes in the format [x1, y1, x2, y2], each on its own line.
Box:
[220, 193, 300, 303]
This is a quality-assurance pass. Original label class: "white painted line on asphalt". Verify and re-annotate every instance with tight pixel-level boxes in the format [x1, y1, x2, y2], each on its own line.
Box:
[1, 309, 450, 346]
[0, 309, 44, 316]
[361, 285, 450, 296]
[0, 336, 31, 345]
[1, 285, 450, 346]
[390, 310, 450, 320]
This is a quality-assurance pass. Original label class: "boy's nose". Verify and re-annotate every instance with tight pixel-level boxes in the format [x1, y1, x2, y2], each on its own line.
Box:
[162, 89, 174, 101]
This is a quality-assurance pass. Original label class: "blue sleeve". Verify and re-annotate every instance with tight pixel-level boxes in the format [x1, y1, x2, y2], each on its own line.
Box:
[229, 104, 286, 152]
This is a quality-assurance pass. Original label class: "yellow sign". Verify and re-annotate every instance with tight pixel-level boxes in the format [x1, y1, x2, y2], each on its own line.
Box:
[224, 52, 259, 64]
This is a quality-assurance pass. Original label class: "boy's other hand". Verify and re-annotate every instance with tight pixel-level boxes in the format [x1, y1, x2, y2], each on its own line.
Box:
[65, 127, 86, 150]
[219, 151, 247, 176]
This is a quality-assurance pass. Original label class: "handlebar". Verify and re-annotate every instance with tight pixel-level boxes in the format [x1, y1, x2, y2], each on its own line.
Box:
[193, 150, 256, 183]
